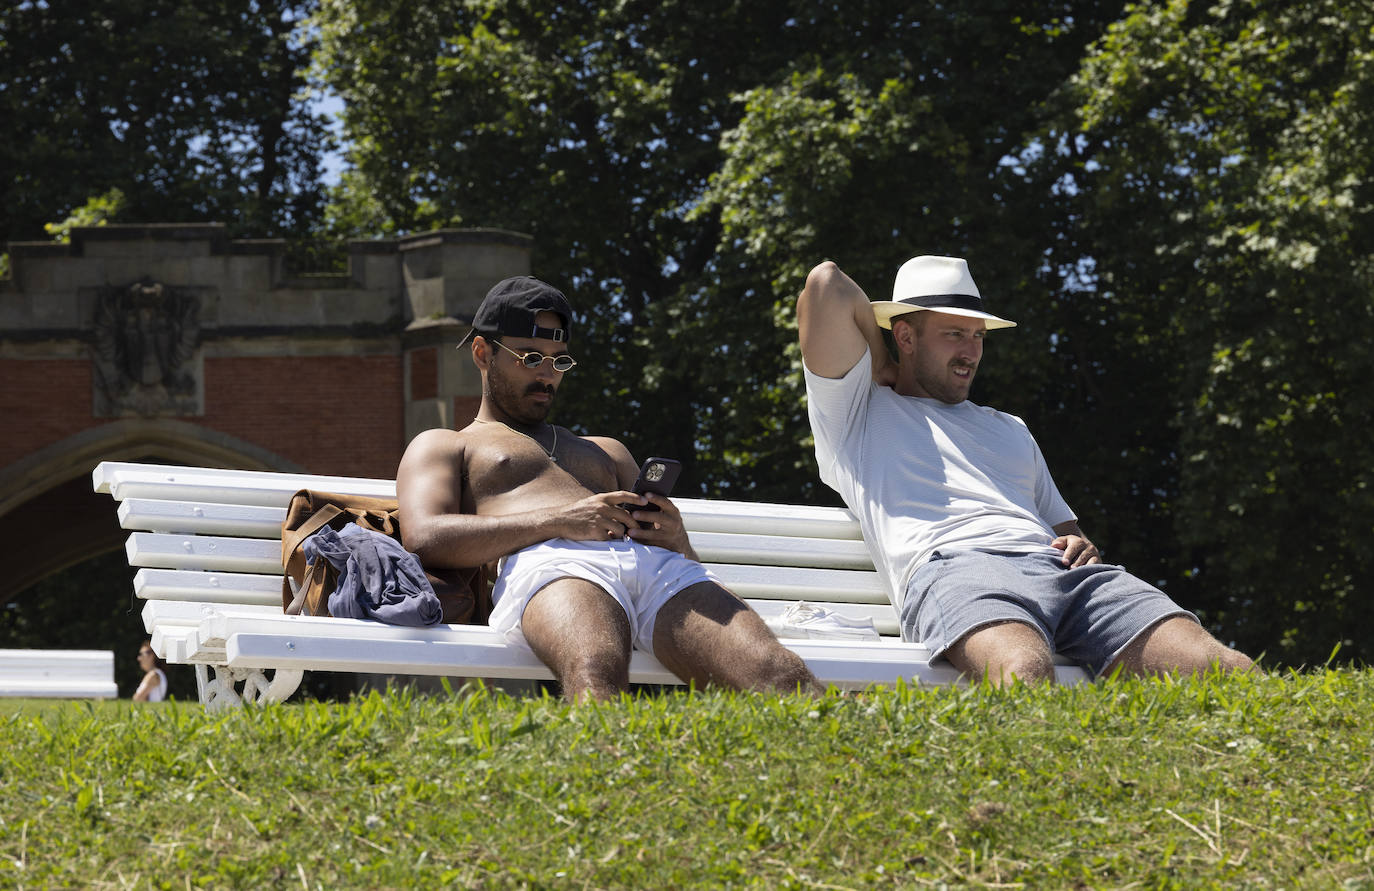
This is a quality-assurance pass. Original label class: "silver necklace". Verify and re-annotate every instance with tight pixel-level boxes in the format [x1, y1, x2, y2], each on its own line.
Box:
[474, 418, 558, 462]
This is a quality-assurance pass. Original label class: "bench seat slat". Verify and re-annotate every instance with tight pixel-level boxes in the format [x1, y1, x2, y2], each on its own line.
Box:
[136, 574, 901, 634]
[676, 500, 861, 540]
[95, 463, 395, 504]
[691, 531, 873, 570]
[114, 507, 875, 570]
[0, 649, 119, 699]
[703, 563, 886, 603]
[142, 599, 280, 628]
[126, 532, 281, 574]
[97, 462, 864, 539]
[223, 627, 961, 690]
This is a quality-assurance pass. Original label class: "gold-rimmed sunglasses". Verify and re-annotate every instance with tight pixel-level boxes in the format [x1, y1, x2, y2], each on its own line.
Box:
[492, 339, 577, 372]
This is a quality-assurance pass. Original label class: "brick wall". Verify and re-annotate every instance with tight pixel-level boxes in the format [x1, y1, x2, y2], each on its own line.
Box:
[0, 354, 406, 480]
[203, 356, 405, 479]
[0, 359, 103, 467]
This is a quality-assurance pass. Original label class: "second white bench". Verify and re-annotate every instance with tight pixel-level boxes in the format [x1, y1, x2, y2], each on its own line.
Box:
[0, 649, 118, 699]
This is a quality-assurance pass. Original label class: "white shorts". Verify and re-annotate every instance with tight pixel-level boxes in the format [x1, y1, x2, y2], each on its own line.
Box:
[488, 538, 719, 652]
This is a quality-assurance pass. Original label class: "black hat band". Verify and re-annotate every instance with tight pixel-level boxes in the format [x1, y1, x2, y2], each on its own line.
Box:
[898, 293, 987, 313]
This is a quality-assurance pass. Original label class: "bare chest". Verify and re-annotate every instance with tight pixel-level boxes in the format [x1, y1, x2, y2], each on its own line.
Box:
[462, 426, 620, 512]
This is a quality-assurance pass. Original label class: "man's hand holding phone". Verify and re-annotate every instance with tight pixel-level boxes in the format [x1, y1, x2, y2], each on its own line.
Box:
[619, 457, 682, 526]
[620, 458, 694, 556]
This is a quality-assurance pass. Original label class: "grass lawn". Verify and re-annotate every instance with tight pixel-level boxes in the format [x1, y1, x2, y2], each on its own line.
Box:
[2, 669, 1371, 889]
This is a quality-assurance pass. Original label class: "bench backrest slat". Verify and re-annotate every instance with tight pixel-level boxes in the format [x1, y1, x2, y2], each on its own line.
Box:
[117, 499, 875, 571]
[134, 568, 282, 607]
[99, 462, 864, 539]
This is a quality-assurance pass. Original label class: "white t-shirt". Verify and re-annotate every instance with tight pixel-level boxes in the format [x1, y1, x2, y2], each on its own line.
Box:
[145, 668, 167, 702]
[804, 348, 1076, 608]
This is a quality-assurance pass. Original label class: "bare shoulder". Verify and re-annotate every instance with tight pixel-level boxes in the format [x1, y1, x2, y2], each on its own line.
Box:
[583, 434, 632, 462]
[399, 426, 469, 472]
[397, 426, 473, 513]
[583, 435, 639, 488]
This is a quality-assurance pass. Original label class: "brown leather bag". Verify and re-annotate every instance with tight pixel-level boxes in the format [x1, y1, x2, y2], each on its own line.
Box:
[280, 489, 489, 624]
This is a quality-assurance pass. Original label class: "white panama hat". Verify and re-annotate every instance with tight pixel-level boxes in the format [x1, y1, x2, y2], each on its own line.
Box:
[870, 255, 1017, 330]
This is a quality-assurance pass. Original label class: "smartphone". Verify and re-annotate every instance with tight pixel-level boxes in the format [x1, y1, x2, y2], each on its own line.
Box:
[623, 457, 682, 526]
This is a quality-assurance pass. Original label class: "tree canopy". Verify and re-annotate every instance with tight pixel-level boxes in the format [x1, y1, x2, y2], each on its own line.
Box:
[1050, 0, 1374, 665]
[0, 0, 331, 247]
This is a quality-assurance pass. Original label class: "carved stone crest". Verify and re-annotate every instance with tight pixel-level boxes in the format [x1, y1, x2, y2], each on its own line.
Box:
[92, 277, 203, 417]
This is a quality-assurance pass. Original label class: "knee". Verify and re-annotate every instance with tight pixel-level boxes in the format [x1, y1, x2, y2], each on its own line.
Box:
[986, 651, 1056, 686]
[555, 650, 629, 702]
[955, 648, 1055, 685]
[1213, 647, 1256, 674]
[753, 648, 824, 696]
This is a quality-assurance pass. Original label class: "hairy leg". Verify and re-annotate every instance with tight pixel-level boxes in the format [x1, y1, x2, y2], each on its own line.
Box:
[652, 581, 823, 696]
[945, 620, 1057, 685]
[520, 577, 632, 703]
[1107, 616, 1256, 678]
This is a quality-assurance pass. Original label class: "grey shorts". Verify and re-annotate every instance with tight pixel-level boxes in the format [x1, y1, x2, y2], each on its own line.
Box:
[900, 549, 1197, 677]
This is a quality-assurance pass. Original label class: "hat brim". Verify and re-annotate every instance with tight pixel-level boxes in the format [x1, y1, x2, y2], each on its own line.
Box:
[871, 301, 1017, 330]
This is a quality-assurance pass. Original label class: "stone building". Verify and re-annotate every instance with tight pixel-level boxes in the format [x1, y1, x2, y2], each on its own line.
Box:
[0, 223, 531, 597]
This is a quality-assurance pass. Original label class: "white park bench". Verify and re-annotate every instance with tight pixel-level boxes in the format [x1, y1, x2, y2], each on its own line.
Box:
[0, 649, 118, 699]
[93, 461, 1087, 709]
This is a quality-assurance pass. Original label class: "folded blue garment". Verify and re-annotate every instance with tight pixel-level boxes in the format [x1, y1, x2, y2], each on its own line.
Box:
[302, 524, 442, 626]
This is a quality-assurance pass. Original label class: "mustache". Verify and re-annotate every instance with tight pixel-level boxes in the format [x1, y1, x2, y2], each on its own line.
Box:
[525, 383, 556, 396]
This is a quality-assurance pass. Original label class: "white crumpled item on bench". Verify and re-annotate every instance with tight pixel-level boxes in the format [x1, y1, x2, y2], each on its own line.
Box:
[765, 601, 881, 641]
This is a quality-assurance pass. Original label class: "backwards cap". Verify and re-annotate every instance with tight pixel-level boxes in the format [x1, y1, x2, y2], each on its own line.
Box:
[471, 276, 572, 341]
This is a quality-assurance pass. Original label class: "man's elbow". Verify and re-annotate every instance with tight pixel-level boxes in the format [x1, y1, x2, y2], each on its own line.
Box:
[802, 260, 841, 299]
[401, 523, 447, 569]
[798, 261, 841, 330]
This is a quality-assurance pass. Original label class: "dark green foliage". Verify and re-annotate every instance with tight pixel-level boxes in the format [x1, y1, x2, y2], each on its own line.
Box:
[0, 0, 332, 245]
[1046, 0, 1374, 665]
[314, 0, 1123, 503]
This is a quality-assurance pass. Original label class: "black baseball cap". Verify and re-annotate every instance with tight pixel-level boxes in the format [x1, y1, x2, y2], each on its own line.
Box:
[470, 276, 572, 342]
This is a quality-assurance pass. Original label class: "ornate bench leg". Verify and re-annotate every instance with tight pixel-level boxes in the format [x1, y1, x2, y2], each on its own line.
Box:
[195, 664, 214, 706]
[196, 664, 304, 711]
[263, 669, 304, 703]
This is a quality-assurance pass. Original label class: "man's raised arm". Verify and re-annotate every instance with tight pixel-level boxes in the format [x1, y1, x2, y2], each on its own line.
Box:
[797, 261, 893, 382]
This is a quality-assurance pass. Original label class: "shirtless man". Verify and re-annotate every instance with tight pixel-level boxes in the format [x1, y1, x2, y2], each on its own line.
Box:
[397, 276, 821, 702]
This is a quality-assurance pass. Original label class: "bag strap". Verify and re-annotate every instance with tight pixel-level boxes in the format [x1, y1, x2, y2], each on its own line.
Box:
[284, 562, 310, 615]
[284, 559, 332, 616]
[282, 502, 343, 563]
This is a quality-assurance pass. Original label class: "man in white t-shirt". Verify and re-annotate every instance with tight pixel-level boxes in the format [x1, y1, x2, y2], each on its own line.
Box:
[797, 256, 1254, 684]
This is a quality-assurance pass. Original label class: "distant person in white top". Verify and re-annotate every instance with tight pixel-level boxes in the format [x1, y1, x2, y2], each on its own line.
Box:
[797, 256, 1255, 684]
[133, 640, 167, 702]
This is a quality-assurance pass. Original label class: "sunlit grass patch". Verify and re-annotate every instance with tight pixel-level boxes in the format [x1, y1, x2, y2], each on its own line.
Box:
[1, 670, 1371, 888]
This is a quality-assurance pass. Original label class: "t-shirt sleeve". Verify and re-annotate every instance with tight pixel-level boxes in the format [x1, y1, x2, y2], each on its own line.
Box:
[802, 348, 874, 482]
[1029, 431, 1076, 528]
